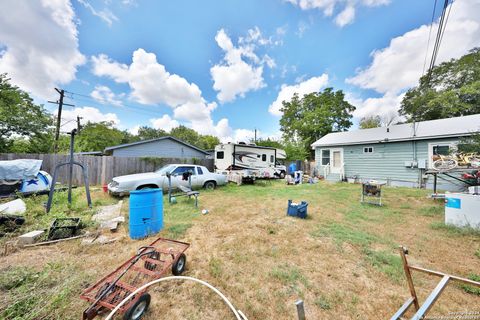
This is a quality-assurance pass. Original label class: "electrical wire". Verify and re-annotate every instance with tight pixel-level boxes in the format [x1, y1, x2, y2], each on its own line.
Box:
[63, 90, 166, 118]
[422, 0, 438, 76]
[104, 276, 248, 320]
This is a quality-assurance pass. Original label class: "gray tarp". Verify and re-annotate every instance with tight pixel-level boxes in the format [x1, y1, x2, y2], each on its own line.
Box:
[0, 159, 42, 180]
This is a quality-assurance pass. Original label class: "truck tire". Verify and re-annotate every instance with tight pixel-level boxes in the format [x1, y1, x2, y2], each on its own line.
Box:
[279, 171, 286, 179]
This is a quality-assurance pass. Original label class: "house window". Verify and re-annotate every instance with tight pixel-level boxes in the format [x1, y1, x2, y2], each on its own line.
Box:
[321, 149, 330, 165]
[216, 151, 224, 159]
[363, 147, 374, 154]
[262, 154, 267, 161]
[270, 155, 274, 163]
[428, 142, 457, 168]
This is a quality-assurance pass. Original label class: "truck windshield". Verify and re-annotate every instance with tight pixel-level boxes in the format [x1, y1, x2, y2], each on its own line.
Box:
[155, 164, 176, 175]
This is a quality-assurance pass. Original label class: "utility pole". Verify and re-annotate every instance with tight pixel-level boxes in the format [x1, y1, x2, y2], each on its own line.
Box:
[77, 116, 82, 133]
[254, 128, 257, 144]
[48, 88, 74, 153]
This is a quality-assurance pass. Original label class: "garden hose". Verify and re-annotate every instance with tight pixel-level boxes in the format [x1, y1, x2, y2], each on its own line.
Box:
[105, 276, 248, 320]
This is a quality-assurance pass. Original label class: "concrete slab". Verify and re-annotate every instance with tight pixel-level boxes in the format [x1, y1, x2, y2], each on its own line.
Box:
[18, 230, 44, 245]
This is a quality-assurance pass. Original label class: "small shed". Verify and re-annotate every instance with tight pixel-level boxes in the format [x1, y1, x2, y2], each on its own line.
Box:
[104, 136, 209, 159]
[311, 114, 480, 191]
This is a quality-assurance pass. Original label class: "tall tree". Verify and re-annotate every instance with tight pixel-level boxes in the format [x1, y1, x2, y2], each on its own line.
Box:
[137, 126, 167, 141]
[0, 74, 53, 152]
[198, 135, 220, 150]
[255, 138, 285, 149]
[280, 88, 355, 157]
[170, 125, 201, 147]
[400, 48, 480, 121]
[359, 115, 381, 129]
[76, 121, 125, 152]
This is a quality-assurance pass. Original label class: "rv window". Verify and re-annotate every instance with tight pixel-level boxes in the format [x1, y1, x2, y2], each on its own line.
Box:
[321, 149, 330, 165]
[270, 155, 274, 163]
[262, 154, 266, 161]
[216, 151, 224, 159]
[197, 167, 203, 175]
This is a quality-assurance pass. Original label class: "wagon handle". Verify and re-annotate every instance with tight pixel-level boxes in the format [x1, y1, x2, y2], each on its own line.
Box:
[83, 246, 158, 319]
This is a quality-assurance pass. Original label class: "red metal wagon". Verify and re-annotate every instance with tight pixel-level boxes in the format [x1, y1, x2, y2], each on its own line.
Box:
[80, 237, 190, 320]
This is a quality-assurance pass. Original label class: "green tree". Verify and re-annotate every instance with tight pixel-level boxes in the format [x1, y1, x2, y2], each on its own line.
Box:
[170, 125, 201, 146]
[359, 115, 382, 129]
[400, 48, 480, 121]
[137, 126, 167, 140]
[198, 135, 220, 150]
[458, 133, 480, 154]
[280, 88, 355, 158]
[0, 74, 53, 152]
[255, 138, 285, 149]
[76, 121, 125, 152]
[283, 140, 309, 161]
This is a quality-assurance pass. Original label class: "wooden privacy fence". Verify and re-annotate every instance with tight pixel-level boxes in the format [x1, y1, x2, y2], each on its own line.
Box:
[0, 153, 214, 186]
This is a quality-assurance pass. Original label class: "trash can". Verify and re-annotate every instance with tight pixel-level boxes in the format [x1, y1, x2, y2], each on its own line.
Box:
[129, 188, 163, 239]
[287, 200, 308, 219]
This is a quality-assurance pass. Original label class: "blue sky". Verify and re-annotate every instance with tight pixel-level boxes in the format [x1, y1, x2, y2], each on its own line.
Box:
[1, 0, 479, 142]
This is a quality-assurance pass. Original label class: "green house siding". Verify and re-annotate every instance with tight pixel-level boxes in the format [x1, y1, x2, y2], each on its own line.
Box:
[315, 137, 465, 191]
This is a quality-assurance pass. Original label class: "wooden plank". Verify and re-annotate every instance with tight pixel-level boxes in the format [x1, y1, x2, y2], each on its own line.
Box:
[410, 276, 450, 320]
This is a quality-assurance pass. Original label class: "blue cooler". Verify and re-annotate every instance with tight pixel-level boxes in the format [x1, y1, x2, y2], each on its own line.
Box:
[287, 200, 308, 219]
[129, 188, 164, 239]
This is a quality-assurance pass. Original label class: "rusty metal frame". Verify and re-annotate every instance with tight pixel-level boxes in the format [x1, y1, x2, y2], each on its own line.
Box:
[391, 246, 480, 320]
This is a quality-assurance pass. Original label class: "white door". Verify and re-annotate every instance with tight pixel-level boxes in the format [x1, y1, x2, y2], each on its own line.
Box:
[330, 148, 343, 174]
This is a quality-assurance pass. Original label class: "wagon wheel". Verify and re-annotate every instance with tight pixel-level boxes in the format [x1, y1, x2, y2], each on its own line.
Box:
[123, 293, 151, 320]
[432, 158, 457, 171]
[172, 253, 186, 276]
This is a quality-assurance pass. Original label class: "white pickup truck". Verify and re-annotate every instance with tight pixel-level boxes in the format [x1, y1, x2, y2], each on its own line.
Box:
[108, 164, 227, 196]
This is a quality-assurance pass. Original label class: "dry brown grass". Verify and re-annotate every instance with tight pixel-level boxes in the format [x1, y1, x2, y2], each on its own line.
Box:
[0, 181, 479, 319]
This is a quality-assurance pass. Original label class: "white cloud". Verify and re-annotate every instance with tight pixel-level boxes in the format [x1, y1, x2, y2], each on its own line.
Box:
[346, 92, 404, 119]
[268, 74, 329, 116]
[91, 85, 124, 106]
[61, 106, 120, 132]
[128, 125, 140, 135]
[287, 0, 390, 27]
[77, 0, 118, 26]
[211, 28, 276, 103]
[149, 114, 179, 132]
[347, 0, 480, 95]
[92, 48, 230, 140]
[0, 0, 85, 99]
[92, 49, 203, 106]
[335, 5, 355, 27]
[234, 129, 257, 143]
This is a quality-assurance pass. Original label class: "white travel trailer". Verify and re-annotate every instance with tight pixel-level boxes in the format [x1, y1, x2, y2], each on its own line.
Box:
[214, 142, 286, 179]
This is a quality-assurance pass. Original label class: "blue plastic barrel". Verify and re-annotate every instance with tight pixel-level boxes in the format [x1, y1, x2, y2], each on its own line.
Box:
[129, 188, 163, 239]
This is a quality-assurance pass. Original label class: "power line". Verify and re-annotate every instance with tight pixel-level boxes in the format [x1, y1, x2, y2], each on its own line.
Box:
[48, 88, 75, 153]
[422, 0, 438, 76]
[64, 90, 168, 118]
[426, 0, 454, 83]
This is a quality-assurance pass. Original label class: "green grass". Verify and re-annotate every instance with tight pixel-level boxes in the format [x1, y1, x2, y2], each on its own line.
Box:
[0, 262, 88, 320]
[270, 263, 309, 288]
[475, 248, 480, 259]
[311, 222, 377, 247]
[459, 274, 480, 296]
[362, 248, 403, 282]
[418, 206, 443, 217]
[164, 223, 193, 239]
[430, 222, 480, 237]
[314, 295, 332, 310]
[208, 258, 223, 278]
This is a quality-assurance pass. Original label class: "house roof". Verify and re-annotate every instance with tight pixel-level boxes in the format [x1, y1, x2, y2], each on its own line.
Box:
[104, 136, 209, 154]
[311, 114, 480, 148]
